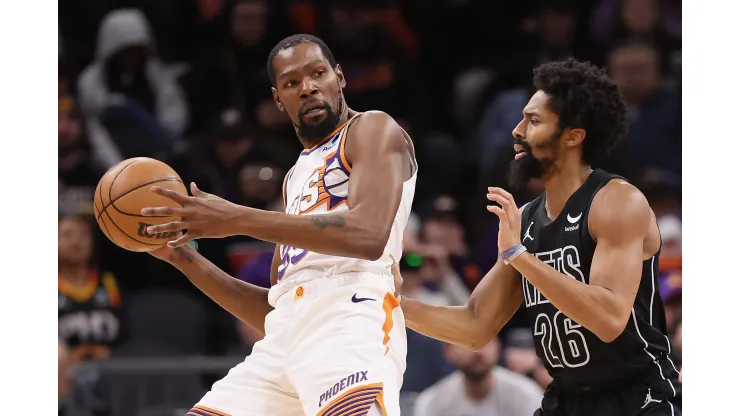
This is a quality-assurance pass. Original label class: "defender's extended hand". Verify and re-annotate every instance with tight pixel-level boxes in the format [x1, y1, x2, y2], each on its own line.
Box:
[141, 182, 242, 247]
[487, 187, 522, 252]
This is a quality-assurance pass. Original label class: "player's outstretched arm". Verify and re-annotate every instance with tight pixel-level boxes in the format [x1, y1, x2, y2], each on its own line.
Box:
[142, 111, 409, 260]
[149, 243, 275, 335]
[489, 183, 651, 343]
[399, 258, 524, 351]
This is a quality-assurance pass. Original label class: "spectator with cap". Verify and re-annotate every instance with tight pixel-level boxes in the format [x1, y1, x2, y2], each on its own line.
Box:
[413, 339, 543, 416]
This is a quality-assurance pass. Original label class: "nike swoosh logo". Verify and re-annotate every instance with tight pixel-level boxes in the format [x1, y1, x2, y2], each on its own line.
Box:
[566, 213, 582, 224]
[351, 294, 376, 303]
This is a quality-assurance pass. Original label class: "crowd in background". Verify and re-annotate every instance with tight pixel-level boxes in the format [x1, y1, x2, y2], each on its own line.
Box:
[58, 0, 682, 415]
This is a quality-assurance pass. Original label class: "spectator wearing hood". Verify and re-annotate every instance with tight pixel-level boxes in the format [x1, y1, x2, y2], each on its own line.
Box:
[77, 8, 189, 165]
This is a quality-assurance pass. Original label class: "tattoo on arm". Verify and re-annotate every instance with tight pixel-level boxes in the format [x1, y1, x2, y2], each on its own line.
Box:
[310, 215, 346, 230]
[169, 247, 196, 264]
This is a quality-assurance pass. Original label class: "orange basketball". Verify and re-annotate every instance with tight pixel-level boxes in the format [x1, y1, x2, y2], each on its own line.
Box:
[93, 157, 188, 252]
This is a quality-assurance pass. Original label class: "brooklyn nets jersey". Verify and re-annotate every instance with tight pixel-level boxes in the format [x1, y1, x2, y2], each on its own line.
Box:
[519, 169, 676, 389]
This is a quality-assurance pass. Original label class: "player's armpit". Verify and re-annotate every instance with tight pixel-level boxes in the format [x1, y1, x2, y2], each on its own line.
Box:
[401, 260, 523, 350]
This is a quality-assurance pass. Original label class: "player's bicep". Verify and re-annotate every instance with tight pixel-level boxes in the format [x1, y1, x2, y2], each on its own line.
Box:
[345, 112, 407, 235]
[468, 260, 524, 340]
[589, 184, 652, 311]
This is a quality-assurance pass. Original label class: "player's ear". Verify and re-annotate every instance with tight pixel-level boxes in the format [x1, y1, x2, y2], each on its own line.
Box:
[335, 64, 346, 88]
[271, 87, 285, 112]
[564, 128, 586, 148]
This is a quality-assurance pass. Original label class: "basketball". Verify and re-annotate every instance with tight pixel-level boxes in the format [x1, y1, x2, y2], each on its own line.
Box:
[93, 157, 188, 252]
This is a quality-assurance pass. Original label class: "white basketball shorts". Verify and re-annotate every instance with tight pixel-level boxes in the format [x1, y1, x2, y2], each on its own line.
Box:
[186, 271, 407, 416]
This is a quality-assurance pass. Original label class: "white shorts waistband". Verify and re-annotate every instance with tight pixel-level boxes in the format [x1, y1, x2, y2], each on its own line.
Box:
[268, 271, 394, 308]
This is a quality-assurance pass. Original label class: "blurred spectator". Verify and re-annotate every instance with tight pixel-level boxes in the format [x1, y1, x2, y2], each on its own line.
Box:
[59, 339, 73, 404]
[473, 86, 534, 173]
[523, 0, 589, 68]
[398, 253, 452, 306]
[414, 339, 543, 416]
[59, 95, 106, 216]
[58, 214, 124, 362]
[59, 339, 111, 416]
[184, 0, 289, 133]
[400, 254, 457, 393]
[420, 196, 482, 291]
[608, 38, 681, 186]
[590, 0, 681, 76]
[77, 8, 189, 163]
[502, 328, 553, 390]
[181, 109, 262, 203]
[314, 0, 423, 122]
[238, 163, 284, 210]
[402, 211, 424, 255]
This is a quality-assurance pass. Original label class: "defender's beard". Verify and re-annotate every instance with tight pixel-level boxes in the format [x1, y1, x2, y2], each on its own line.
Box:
[507, 134, 559, 192]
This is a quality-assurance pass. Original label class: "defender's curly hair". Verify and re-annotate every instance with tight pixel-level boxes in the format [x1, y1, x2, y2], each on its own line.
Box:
[267, 34, 337, 87]
[533, 58, 627, 165]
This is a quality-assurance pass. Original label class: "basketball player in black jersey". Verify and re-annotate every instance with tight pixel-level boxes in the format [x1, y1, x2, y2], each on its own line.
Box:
[397, 58, 681, 415]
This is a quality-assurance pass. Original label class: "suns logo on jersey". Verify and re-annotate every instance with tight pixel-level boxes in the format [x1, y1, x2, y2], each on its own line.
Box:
[296, 151, 350, 215]
[278, 149, 351, 281]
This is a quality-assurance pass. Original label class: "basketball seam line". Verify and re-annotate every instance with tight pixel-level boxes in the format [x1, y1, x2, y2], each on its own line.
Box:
[95, 159, 183, 248]
[97, 159, 138, 220]
[96, 159, 182, 219]
[108, 178, 183, 218]
[100, 201, 164, 247]
[93, 203, 113, 241]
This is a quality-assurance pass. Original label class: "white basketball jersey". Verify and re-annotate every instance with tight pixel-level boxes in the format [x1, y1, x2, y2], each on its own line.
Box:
[275, 113, 417, 287]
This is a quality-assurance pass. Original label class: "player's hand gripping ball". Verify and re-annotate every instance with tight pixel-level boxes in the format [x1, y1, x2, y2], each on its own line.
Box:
[140, 181, 243, 247]
[93, 157, 187, 252]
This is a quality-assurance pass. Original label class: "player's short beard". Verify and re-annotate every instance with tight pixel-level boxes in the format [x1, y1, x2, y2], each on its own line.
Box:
[507, 132, 560, 192]
[297, 94, 345, 141]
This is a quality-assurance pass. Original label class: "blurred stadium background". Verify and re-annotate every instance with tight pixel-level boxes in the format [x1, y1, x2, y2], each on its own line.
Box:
[58, 0, 682, 415]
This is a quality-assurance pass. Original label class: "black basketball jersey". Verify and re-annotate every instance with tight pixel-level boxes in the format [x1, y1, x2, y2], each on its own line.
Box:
[58, 270, 123, 360]
[519, 169, 675, 390]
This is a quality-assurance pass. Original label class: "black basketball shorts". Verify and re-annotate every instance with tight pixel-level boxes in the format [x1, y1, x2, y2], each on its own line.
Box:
[533, 358, 681, 416]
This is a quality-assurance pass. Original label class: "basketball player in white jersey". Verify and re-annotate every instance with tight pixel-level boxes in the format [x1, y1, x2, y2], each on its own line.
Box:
[141, 34, 417, 416]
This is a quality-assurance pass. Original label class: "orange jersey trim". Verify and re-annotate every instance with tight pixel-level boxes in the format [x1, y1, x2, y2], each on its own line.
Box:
[58, 269, 99, 302]
[381, 293, 400, 355]
[191, 405, 231, 416]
